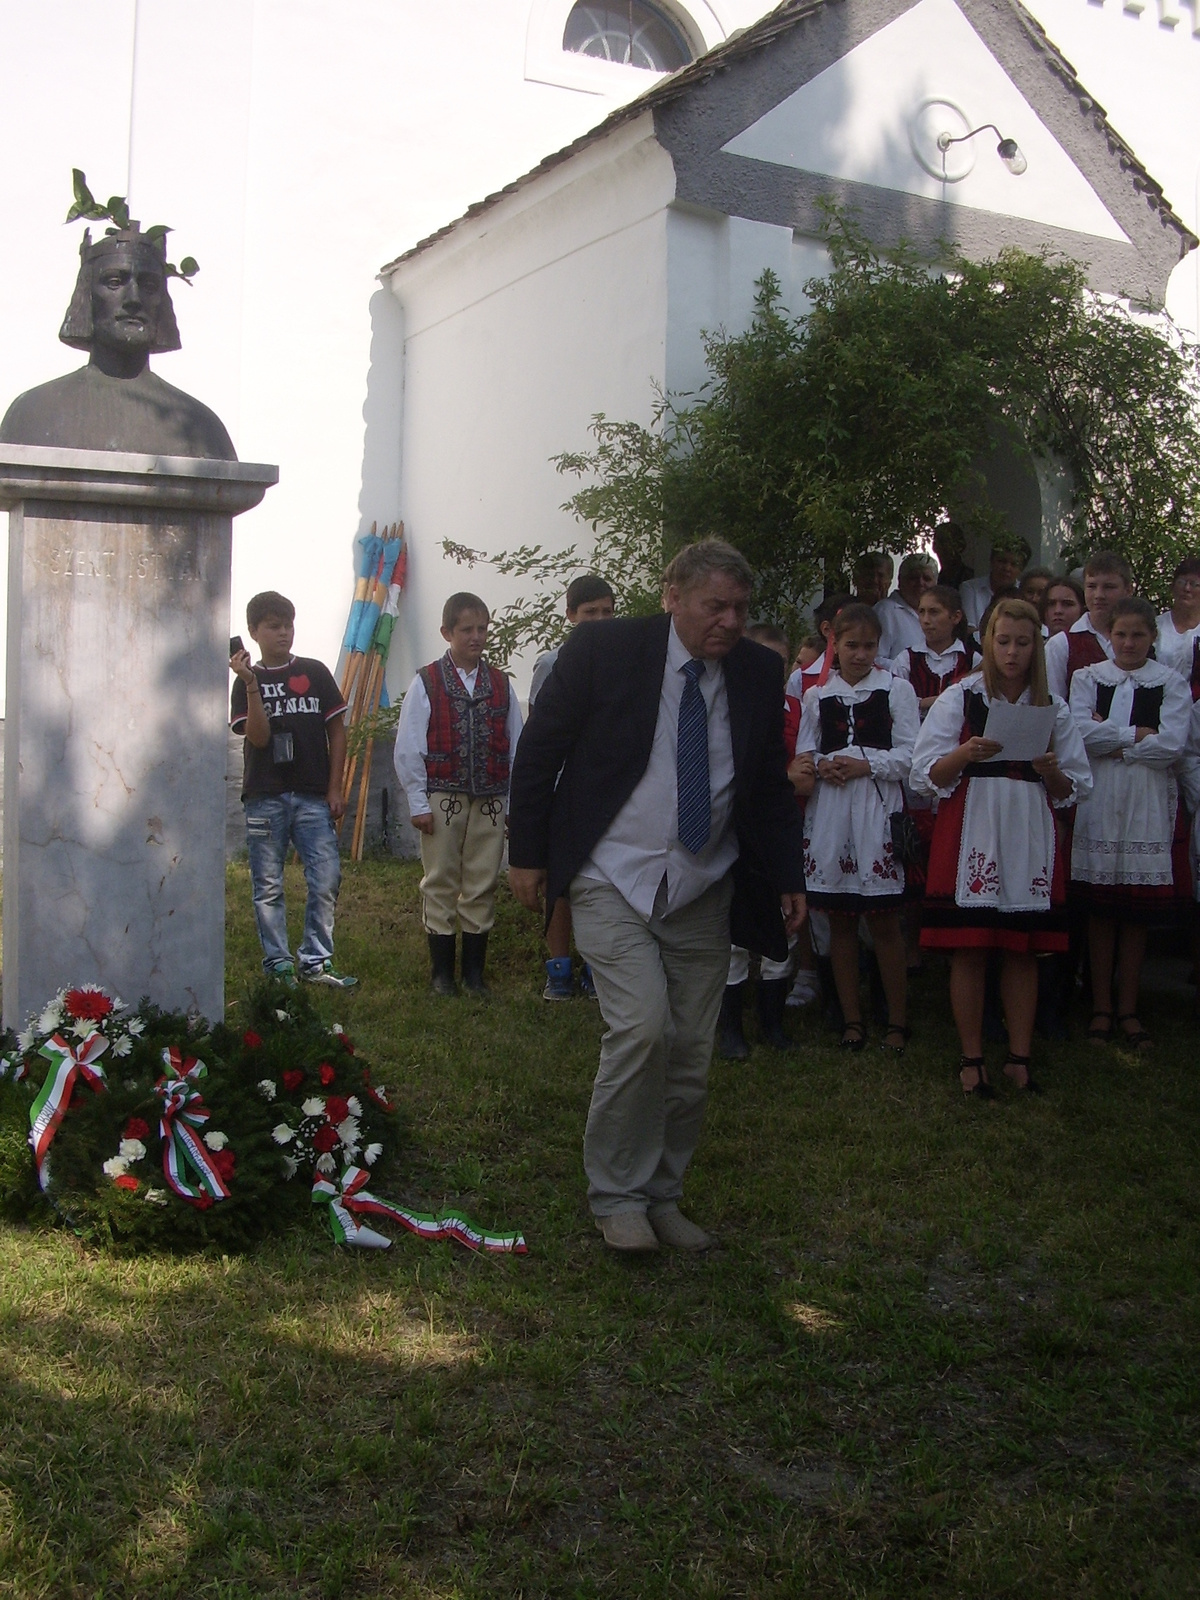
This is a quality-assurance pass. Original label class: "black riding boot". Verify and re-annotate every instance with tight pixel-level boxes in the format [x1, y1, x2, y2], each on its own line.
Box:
[756, 978, 796, 1052]
[427, 933, 458, 996]
[460, 931, 491, 996]
[717, 982, 750, 1059]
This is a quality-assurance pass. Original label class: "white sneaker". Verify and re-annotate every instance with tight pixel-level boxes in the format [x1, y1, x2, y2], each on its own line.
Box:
[595, 1212, 659, 1252]
[786, 970, 822, 1008]
[647, 1204, 712, 1250]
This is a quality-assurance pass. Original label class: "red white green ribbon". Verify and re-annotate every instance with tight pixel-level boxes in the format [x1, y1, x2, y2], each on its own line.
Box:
[29, 1032, 109, 1190]
[312, 1165, 527, 1253]
[155, 1048, 230, 1207]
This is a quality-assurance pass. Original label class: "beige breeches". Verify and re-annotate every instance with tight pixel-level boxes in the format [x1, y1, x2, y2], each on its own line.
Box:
[419, 792, 507, 936]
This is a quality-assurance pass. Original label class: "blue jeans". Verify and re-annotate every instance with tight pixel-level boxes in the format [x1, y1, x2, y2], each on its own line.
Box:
[244, 793, 341, 974]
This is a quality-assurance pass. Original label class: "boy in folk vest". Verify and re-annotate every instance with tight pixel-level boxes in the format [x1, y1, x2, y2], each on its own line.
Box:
[1044, 551, 1134, 701]
[394, 592, 523, 996]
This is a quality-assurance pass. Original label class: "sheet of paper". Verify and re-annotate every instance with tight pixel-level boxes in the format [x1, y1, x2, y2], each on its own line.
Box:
[981, 699, 1056, 761]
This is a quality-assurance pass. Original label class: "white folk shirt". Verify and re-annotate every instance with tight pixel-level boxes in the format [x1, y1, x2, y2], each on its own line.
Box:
[958, 575, 992, 630]
[1044, 614, 1114, 702]
[393, 661, 523, 818]
[578, 620, 737, 918]
[874, 593, 925, 662]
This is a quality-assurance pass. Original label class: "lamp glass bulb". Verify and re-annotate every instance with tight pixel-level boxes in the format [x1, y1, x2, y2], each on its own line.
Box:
[997, 138, 1027, 176]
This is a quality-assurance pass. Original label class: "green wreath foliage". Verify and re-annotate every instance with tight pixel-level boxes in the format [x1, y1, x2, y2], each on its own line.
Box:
[0, 980, 404, 1254]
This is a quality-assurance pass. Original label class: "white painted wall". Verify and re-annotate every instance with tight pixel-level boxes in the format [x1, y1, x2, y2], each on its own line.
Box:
[388, 118, 677, 693]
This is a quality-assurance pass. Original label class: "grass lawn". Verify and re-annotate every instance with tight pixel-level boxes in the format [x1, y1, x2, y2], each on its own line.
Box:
[1, 857, 1198, 1598]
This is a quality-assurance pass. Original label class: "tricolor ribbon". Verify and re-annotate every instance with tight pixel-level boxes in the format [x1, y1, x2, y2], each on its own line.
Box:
[0, 1056, 29, 1084]
[29, 1031, 109, 1190]
[312, 1165, 527, 1254]
[155, 1048, 230, 1207]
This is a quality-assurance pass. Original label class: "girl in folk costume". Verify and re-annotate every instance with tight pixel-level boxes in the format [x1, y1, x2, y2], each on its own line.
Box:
[793, 604, 920, 1053]
[889, 585, 978, 719]
[910, 599, 1091, 1095]
[1069, 597, 1191, 1050]
[1041, 576, 1085, 638]
[1155, 555, 1200, 677]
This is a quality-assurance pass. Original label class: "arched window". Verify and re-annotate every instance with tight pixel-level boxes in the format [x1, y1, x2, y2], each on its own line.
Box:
[562, 2, 695, 73]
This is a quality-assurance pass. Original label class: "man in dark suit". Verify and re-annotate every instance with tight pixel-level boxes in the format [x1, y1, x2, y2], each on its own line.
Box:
[508, 540, 806, 1253]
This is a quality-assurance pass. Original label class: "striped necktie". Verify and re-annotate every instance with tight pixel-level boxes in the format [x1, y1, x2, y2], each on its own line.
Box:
[677, 657, 710, 854]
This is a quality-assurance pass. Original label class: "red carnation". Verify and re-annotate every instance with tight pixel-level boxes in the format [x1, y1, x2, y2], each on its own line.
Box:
[210, 1148, 236, 1183]
[339, 1035, 355, 1055]
[65, 988, 114, 1022]
[124, 1117, 150, 1141]
[113, 1174, 139, 1192]
[318, 1062, 336, 1086]
[325, 1095, 351, 1125]
[282, 1069, 304, 1093]
[189, 1193, 214, 1210]
[312, 1124, 339, 1153]
[242, 1030, 263, 1050]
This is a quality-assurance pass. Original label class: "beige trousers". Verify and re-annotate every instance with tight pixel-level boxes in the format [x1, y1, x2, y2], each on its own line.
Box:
[419, 792, 507, 935]
[569, 872, 733, 1218]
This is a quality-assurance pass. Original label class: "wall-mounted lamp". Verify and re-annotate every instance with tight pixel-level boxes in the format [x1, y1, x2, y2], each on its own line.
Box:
[937, 123, 1028, 176]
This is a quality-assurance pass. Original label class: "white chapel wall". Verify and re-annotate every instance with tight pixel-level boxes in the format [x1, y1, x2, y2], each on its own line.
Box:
[387, 120, 677, 695]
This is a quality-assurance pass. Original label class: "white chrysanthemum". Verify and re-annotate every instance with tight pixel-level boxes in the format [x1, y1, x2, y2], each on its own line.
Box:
[17, 1027, 35, 1053]
[103, 1156, 130, 1179]
[127, 1017, 145, 1037]
[281, 1155, 299, 1180]
[336, 1117, 360, 1148]
[110, 1035, 132, 1058]
[363, 1142, 383, 1166]
[346, 1095, 362, 1119]
[144, 1188, 169, 1206]
[271, 1123, 295, 1145]
[38, 1005, 62, 1033]
[124, 1078, 139, 1091]
[274, 1008, 289, 1023]
[203, 1131, 228, 1151]
[118, 1138, 147, 1162]
[72, 1018, 97, 1040]
[257, 1079, 276, 1101]
[332, 1023, 345, 1036]
[301, 1097, 325, 1118]
[315, 1152, 336, 1174]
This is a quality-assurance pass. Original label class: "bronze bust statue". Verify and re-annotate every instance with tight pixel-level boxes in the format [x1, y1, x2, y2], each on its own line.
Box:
[0, 226, 236, 460]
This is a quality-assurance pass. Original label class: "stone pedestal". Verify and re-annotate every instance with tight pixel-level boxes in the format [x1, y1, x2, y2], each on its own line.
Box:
[0, 444, 277, 1028]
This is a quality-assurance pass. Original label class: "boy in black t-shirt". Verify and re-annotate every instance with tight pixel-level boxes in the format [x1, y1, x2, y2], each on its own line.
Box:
[230, 590, 357, 989]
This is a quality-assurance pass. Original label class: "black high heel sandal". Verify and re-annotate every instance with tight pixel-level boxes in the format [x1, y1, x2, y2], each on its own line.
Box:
[1086, 1011, 1113, 1043]
[1003, 1052, 1042, 1093]
[1116, 1014, 1153, 1051]
[840, 1022, 867, 1052]
[959, 1056, 994, 1098]
[881, 1023, 911, 1055]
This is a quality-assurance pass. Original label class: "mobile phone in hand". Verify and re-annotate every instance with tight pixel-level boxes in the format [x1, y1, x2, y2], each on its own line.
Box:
[230, 635, 244, 657]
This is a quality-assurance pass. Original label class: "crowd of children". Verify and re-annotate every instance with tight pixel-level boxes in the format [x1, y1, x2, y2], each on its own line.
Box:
[228, 542, 1200, 1095]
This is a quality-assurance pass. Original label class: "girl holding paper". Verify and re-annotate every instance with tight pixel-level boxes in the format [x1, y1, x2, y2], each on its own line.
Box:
[1068, 597, 1191, 1050]
[910, 599, 1091, 1095]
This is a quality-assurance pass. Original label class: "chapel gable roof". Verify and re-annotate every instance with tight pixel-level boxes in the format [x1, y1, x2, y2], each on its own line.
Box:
[381, 0, 1195, 305]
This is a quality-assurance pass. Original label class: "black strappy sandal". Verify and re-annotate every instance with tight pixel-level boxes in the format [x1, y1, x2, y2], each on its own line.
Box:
[1116, 1015, 1153, 1051]
[1003, 1053, 1042, 1093]
[959, 1056, 994, 1098]
[881, 1023, 911, 1055]
[1087, 1011, 1113, 1042]
[840, 1022, 867, 1052]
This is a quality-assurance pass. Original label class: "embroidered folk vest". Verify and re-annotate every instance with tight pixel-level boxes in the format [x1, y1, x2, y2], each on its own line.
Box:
[419, 652, 512, 796]
[818, 688, 893, 755]
[906, 645, 977, 701]
[1064, 629, 1107, 692]
[1094, 680, 1164, 731]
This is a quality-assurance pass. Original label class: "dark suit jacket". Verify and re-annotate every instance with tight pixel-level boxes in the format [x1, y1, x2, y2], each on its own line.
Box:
[507, 614, 805, 960]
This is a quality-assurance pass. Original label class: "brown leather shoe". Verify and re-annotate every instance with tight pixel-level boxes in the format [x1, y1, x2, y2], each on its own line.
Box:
[648, 1205, 712, 1250]
[595, 1212, 659, 1252]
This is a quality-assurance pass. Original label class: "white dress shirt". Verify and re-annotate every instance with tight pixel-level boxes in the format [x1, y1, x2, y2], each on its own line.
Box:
[1156, 610, 1200, 676]
[578, 621, 737, 918]
[874, 592, 926, 662]
[393, 659, 524, 818]
[959, 575, 992, 630]
[1044, 614, 1113, 701]
[528, 646, 560, 707]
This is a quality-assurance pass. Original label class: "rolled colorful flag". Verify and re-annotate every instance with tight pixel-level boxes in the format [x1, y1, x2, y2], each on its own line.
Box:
[341, 529, 382, 657]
